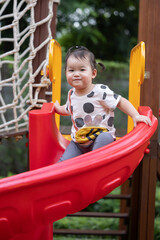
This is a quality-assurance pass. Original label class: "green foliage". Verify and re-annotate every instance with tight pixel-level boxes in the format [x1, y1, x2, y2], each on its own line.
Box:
[0, 137, 28, 177]
[54, 216, 118, 231]
[100, 61, 129, 81]
[57, 0, 139, 61]
[155, 181, 160, 240]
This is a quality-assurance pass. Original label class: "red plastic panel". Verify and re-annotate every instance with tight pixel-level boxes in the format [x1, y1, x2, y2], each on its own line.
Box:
[0, 103, 158, 240]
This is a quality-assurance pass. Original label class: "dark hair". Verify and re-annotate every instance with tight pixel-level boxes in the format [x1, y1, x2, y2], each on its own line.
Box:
[65, 46, 105, 71]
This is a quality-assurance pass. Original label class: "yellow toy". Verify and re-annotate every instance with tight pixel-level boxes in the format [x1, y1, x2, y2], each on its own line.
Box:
[75, 126, 108, 143]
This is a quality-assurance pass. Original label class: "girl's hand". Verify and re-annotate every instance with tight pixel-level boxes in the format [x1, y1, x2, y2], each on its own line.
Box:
[54, 100, 60, 110]
[54, 101, 70, 116]
[133, 114, 152, 127]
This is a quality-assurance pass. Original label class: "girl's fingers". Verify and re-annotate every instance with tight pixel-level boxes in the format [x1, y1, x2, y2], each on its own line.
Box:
[136, 115, 152, 126]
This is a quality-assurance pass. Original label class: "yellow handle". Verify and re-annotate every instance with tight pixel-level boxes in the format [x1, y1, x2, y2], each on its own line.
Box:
[127, 41, 145, 133]
[49, 39, 62, 128]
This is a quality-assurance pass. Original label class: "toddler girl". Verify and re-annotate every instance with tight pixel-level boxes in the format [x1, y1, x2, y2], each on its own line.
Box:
[54, 46, 151, 162]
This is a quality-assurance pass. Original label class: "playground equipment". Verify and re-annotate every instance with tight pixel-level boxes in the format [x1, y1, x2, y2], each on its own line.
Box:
[127, 41, 145, 132]
[0, 1, 159, 240]
[0, 0, 60, 136]
[0, 104, 157, 240]
[49, 39, 62, 127]
[0, 39, 158, 239]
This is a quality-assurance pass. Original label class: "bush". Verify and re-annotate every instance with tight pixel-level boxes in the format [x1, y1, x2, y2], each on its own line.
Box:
[155, 181, 160, 240]
[0, 136, 28, 177]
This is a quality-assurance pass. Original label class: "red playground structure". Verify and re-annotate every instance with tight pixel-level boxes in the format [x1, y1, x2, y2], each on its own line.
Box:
[0, 103, 158, 240]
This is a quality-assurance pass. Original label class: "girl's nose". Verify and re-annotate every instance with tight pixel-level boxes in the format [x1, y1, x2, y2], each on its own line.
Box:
[74, 71, 80, 76]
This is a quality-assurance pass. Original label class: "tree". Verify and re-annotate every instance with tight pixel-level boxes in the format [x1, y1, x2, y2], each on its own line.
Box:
[56, 0, 139, 61]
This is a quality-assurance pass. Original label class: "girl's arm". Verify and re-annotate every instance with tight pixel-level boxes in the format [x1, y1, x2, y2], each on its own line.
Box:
[54, 100, 70, 116]
[117, 97, 152, 127]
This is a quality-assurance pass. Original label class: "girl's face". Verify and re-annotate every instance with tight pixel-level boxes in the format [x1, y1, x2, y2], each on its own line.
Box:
[66, 55, 97, 95]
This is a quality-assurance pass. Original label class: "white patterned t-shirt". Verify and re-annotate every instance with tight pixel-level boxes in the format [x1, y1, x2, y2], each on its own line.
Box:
[65, 84, 121, 141]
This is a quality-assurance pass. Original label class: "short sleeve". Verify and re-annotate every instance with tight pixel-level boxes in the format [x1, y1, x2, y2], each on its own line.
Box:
[65, 93, 71, 115]
[65, 89, 74, 115]
[99, 84, 121, 111]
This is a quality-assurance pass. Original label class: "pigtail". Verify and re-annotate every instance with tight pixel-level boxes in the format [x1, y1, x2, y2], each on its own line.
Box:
[96, 62, 105, 72]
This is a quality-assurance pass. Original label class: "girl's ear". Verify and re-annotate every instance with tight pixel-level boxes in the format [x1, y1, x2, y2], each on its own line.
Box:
[92, 69, 97, 79]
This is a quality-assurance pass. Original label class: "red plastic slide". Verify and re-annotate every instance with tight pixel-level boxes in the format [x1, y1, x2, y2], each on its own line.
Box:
[0, 103, 158, 240]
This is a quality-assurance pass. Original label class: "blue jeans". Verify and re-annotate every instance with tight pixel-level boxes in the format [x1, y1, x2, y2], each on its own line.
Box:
[58, 132, 114, 162]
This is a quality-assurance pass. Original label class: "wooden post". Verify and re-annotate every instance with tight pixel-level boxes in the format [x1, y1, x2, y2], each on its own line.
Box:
[32, 0, 59, 102]
[129, 0, 160, 239]
[32, 0, 49, 100]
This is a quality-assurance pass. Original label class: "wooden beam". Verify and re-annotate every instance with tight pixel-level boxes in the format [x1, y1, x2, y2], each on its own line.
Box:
[32, 0, 49, 100]
[54, 229, 127, 237]
[68, 212, 129, 219]
[139, 0, 160, 122]
[129, 1, 159, 239]
[32, 1, 59, 102]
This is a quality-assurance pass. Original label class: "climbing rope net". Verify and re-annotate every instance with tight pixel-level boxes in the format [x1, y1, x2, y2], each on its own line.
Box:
[0, 0, 58, 136]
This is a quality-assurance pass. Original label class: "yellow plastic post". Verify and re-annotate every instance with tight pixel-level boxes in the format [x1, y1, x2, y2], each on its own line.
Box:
[49, 39, 62, 128]
[127, 41, 145, 133]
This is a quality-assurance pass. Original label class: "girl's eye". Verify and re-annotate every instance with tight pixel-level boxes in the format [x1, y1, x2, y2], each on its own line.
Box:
[68, 69, 74, 72]
[81, 68, 85, 71]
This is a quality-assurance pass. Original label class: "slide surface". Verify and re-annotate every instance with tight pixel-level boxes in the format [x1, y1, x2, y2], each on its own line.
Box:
[0, 103, 158, 240]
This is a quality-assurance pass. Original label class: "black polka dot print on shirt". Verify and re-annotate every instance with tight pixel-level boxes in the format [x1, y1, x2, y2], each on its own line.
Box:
[83, 102, 94, 113]
[114, 93, 119, 99]
[108, 117, 114, 127]
[103, 92, 107, 100]
[75, 118, 84, 128]
[101, 85, 107, 89]
[87, 91, 94, 98]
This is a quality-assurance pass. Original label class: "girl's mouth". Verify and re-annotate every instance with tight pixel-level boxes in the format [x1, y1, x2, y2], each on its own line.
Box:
[73, 79, 81, 81]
